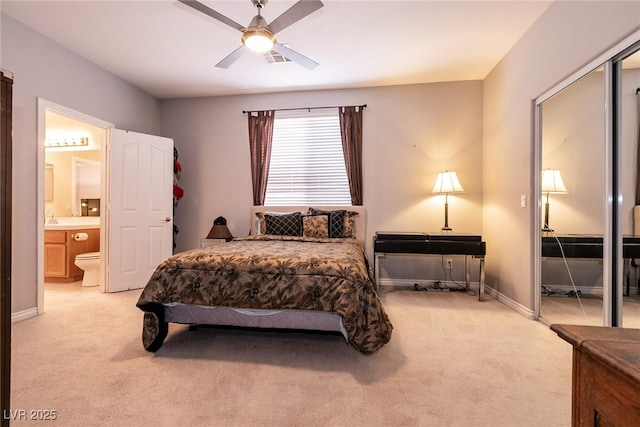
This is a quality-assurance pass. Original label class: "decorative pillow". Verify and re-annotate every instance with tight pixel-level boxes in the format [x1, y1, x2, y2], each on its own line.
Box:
[343, 210, 360, 238]
[263, 212, 302, 236]
[308, 208, 346, 238]
[255, 211, 298, 235]
[255, 212, 265, 234]
[302, 214, 329, 238]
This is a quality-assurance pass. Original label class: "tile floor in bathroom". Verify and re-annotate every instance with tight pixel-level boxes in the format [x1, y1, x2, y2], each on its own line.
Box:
[44, 280, 100, 301]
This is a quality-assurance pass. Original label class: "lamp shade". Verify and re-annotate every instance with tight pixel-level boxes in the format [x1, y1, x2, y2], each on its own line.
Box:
[541, 169, 568, 194]
[206, 216, 233, 241]
[432, 171, 465, 194]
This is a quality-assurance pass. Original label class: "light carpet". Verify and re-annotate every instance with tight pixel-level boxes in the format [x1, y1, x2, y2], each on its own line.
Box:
[10, 283, 573, 426]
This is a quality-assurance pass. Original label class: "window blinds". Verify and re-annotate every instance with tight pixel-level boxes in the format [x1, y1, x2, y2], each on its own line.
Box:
[264, 113, 352, 206]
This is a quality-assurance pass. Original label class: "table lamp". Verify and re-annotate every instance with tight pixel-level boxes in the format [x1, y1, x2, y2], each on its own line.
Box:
[206, 216, 233, 241]
[541, 169, 568, 232]
[433, 171, 465, 231]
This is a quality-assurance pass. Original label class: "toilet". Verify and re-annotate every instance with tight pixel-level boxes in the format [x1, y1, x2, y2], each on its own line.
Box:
[74, 252, 100, 287]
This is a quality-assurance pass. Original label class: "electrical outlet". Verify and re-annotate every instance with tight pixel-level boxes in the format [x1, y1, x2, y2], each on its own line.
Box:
[446, 259, 453, 269]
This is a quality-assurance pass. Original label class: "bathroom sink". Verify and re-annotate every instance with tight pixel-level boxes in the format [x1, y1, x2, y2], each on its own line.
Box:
[44, 217, 100, 230]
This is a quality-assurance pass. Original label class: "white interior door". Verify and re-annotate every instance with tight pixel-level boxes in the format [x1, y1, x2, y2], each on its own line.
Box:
[106, 129, 173, 292]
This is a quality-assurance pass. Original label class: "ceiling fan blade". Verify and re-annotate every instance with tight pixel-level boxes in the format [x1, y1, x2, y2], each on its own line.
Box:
[268, 0, 324, 34]
[178, 0, 245, 32]
[272, 43, 318, 70]
[216, 45, 248, 68]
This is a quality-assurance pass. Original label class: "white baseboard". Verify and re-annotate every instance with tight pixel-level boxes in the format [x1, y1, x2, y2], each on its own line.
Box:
[12, 307, 38, 323]
[484, 286, 536, 319]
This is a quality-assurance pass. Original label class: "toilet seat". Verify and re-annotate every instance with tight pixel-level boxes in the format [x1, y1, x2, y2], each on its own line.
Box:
[76, 252, 100, 260]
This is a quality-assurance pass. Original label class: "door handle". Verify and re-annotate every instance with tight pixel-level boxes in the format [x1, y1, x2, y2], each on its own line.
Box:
[162, 216, 171, 222]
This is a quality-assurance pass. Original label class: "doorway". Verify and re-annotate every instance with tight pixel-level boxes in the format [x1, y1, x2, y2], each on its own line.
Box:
[37, 99, 113, 314]
[37, 99, 175, 308]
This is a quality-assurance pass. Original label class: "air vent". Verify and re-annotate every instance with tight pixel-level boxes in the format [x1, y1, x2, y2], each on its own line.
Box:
[264, 46, 292, 64]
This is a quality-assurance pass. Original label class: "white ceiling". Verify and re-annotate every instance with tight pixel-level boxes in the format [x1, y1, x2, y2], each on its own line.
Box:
[1, 0, 553, 99]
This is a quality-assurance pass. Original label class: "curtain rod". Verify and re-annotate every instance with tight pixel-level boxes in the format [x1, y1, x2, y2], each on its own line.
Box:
[243, 104, 367, 114]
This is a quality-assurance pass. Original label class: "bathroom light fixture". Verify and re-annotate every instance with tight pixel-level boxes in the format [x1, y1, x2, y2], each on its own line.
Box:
[44, 136, 89, 148]
[541, 168, 568, 232]
[432, 170, 465, 231]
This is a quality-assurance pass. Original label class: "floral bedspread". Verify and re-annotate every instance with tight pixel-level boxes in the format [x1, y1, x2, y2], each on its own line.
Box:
[136, 235, 393, 354]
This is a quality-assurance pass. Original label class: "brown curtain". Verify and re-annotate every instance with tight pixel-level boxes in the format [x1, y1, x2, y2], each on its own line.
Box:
[248, 110, 275, 206]
[339, 106, 364, 205]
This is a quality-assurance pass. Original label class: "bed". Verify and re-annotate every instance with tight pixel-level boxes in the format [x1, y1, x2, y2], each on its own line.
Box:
[136, 206, 393, 355]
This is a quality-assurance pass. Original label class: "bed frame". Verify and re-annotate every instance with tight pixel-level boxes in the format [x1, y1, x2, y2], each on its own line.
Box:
[163, 206, 367, 342]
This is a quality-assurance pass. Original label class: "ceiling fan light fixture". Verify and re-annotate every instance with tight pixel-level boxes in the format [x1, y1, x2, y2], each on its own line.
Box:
[242, 28, 275, 53]
[179, 0, 323, 69]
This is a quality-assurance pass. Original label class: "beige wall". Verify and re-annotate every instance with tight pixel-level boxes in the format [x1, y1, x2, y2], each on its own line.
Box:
[160, 81, 484, 284]
[483, 1, 640, 310]
[1, 13, 162, 313]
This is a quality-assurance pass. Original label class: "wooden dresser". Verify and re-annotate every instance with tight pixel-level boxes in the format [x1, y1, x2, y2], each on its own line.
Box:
[551, 324, 640, 426]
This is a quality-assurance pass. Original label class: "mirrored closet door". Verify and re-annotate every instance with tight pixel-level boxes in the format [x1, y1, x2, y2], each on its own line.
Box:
[618, 48, 640, 328]
[539, 67, 606, 326]
[536, 39, 640, 327]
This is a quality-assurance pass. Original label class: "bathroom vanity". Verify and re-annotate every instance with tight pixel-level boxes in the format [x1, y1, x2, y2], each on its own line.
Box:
[44, 227, 99, 282]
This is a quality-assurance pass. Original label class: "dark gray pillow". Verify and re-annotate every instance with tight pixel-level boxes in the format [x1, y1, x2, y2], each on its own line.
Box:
[264, 212, 302, 236]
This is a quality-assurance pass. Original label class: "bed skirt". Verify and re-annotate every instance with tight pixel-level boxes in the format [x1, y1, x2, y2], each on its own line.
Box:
[142, 303, 348, 352]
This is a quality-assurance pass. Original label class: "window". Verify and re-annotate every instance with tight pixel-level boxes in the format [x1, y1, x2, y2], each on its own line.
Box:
[264, 111, 352, 206]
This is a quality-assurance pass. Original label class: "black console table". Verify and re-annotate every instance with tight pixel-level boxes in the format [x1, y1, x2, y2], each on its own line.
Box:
[542, 234, 640, 259]
[373, 232, 486, 301]
[542, 234, 640, 296]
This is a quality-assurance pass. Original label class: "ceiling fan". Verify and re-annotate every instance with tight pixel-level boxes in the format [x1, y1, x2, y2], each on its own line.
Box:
[178, 0, 323, 70]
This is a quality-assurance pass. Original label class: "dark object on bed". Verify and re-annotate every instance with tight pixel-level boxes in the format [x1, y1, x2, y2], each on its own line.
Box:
[136, 235, 392, 355]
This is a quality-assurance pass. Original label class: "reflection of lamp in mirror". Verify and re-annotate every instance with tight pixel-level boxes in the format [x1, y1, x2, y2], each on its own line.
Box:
[433, 171, 465, 231]
[541, 169, 568, 232]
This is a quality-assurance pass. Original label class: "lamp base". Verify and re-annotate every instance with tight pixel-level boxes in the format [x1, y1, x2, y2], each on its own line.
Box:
[441, 226, 452, 232]
[542, 227, 553, 233]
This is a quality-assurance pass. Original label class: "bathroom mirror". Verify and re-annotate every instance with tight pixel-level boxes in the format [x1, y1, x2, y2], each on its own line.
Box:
[44, 163, 53, 202]
[72, 157, 100, 215]
[43, 150, 100, 216]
